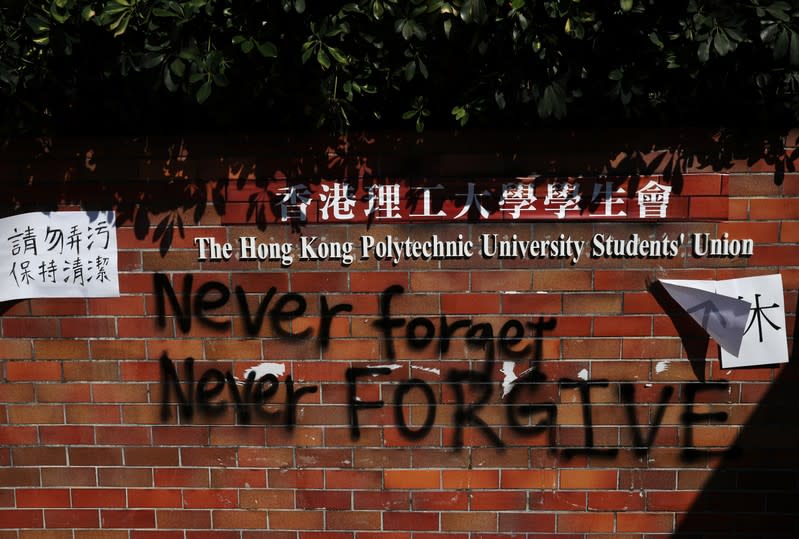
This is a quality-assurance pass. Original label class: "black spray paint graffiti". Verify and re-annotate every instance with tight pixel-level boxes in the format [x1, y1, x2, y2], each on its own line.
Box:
[154, 272, 739, 457]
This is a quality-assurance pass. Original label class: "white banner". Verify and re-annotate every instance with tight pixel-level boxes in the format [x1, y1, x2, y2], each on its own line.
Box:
[0, 211, 119, 302]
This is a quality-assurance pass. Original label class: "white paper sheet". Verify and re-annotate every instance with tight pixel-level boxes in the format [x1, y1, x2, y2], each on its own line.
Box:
[0, 211, 119, 301]
[660, 275, 788, 368]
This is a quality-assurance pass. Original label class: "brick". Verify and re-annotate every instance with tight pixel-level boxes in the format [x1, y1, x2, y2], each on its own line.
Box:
[616, 512, 674, 532]
[16, 489, 70, 508]
[71, 489, 126, 508]
[12, 447, 66, 466]
[442, 470, 499, 489]
[6, 361, 61, 381]
[468, 491, 526, 510]
[383, 512, 439, 531]
[70, 447, 123, 466]
[587, 491, 645, 511]
[155, 468, 209, 488]
[39, 425, 94, 444]
[61, 318, 116, 338]
[0, 339, 32, 359]
[440, 294, 500, 314]
[268, 510, 324, 530]
[63, 361, 118, 381]
[41, 467, 96, 486]
[125, 447, 180, 466]
[8, 405, 63, 424]
[3, 318, 58, 337]
[0, 509, 44, 528]
[500, 470, 557, 489]
[750, 199, 799, 219]
[384, 470, 440, 489]
[327, 511, 381, 530]
[501, 293, 561, 314]
[441, 512, 496, 532]
[411, 492, 467, 511]
[239, 489, 293, 510]
[37, 383, 91, 402]
[291, 272, 348, 292]
[471, 271, 531, 292]
[497, 513, 555, 532]
[43, 509, 99, 528]
[182, 489, 237, 509]
[0, 426, 39, 445]
[559, 470, 618, 489]
[412, 271, 469, 292]
[101, 509, 156, 528]
[99, 467, 153, 487]
[557, 513, 614, 533]
[128, 489, 182, 508]
[563, 294, 621, 314]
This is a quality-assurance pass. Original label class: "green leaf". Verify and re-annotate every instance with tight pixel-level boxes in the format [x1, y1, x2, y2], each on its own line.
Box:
[697, 39, 710, 62]
[765, 4, 791, 22]
[401, 110, 416, 119]
[141, 53, 165, 69]
[81, 6, 96, 21]
[170, 58, 185, 77]
[111, 14, 131, 37]
[301, 47, 314, 63]
[713, 32, 732, 56]
[25, 16, 49, 34]
[196, 81, 212, 104]
[257, 41, 278, 58]
[401, 21, 413, 40]
[295, 0, 306, 13]
[494, 90, 506, 110]
[405, 60, 416, 80]
[538, 83, 566, 119]
[164, 67, 178, 92]
[189, 72, 205, 83]
[415, 116, 424, 133]
[775, 28, 789, 59]
[443, 19, 452, 38]
[790, 30, 799, 66]
[512, 0, 526, 9]
[232, 35, 247, 44]
[418, 58, 428, 79]
[241, 40, 255, 53]
[327, 46, 347, 64]
[50, 5, 70, 24]
[373, 0, 384, 19]
[317, 49, 331, 69]
[620, 0, 633, 12]
[460, 0, 486, 24]
[649, 32, 663, 49]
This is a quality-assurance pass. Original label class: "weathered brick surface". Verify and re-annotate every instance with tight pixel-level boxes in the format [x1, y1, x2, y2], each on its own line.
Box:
[0, 132, 797, 537]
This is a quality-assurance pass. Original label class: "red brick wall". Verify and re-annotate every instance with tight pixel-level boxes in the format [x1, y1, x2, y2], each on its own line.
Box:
[1, 130, 798, 538]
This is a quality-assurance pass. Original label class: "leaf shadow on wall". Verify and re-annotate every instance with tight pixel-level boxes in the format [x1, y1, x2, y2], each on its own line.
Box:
[673, 293, 799, 538]
[0, 127, 795, 256]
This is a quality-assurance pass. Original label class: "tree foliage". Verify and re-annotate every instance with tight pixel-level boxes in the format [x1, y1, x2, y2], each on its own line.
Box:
[1, 0, 799, 135]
